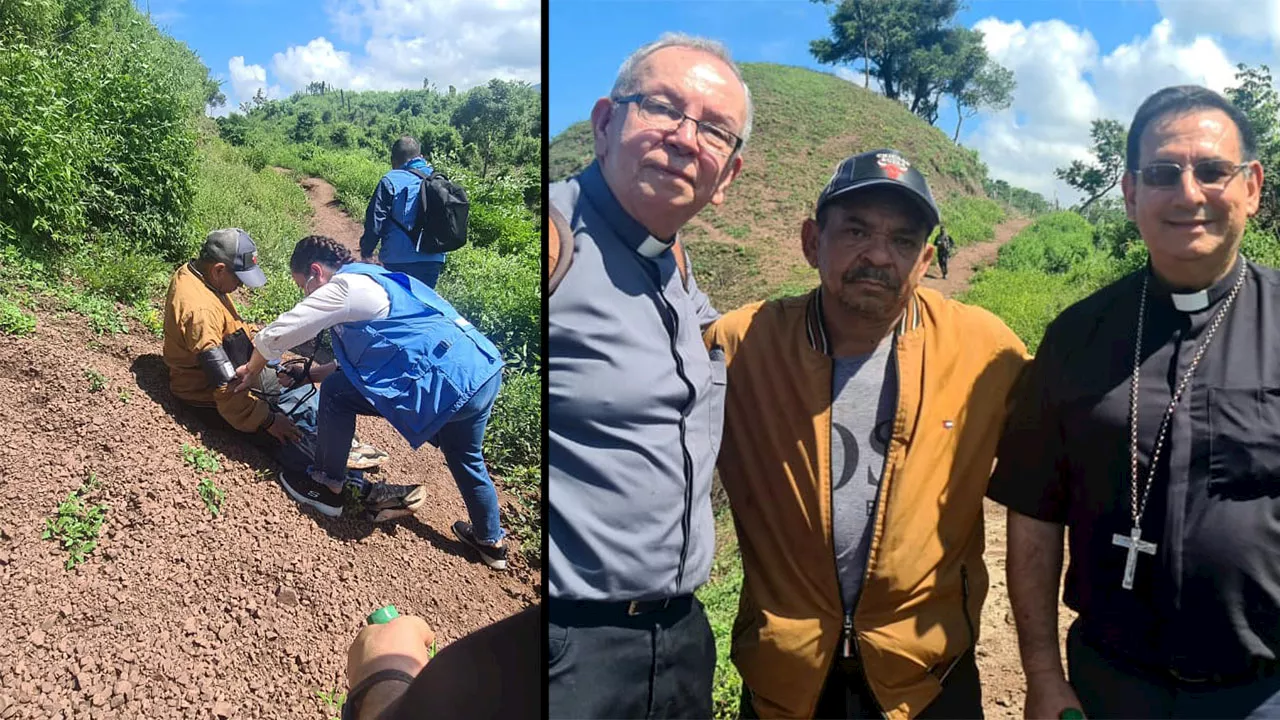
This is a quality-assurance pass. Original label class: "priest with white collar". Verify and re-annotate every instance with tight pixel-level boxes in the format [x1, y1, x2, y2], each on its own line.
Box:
[989, 84, 1280, 718]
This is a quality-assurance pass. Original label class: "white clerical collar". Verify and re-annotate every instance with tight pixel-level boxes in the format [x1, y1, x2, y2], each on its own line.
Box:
[1171, 290, 1210, 312]
[636, 235, 675, 258]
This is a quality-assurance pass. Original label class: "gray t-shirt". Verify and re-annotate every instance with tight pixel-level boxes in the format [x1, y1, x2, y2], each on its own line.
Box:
[831, 337, 897, 611]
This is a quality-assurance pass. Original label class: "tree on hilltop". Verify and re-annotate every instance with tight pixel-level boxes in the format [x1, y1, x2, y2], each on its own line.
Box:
[810, 0, 1014, 133]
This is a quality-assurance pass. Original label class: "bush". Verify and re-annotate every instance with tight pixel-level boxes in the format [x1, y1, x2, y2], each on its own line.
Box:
[485, 370, 540, 472]
[0, 298, 36, 336]
[1242, 225, 1280, 268]
[995, 212, 1096, 274]
[436, 245, 540, 371]
[939, 196, 1005, 247]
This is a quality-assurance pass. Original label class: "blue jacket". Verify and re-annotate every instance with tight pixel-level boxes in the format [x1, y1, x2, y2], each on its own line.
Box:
[331, 264, 503, 447]
[359, 157, 447, 265]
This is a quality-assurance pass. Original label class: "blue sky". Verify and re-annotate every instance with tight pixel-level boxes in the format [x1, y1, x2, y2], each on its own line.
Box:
[139, 0, 541, 116]
[549, 0, 1277, 203]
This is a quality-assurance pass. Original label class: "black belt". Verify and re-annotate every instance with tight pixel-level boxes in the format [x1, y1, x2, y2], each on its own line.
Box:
[1167, 659, 1280, 686]
[549, 595, 695, 622]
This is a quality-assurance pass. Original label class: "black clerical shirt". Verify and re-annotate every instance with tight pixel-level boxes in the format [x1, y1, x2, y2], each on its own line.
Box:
[989, 254, 1280, 679]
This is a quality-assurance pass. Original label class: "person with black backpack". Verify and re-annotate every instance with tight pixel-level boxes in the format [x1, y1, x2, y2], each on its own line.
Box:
[359, 136, 469, 289]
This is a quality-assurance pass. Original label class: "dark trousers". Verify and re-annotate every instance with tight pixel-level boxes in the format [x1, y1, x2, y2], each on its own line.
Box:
[937, 253, 950, 278]
[1067, 620, 1280, 719]
[548, 596, 715, 719]
[383, 260, 443, 289]
[740, 648, 982, 719]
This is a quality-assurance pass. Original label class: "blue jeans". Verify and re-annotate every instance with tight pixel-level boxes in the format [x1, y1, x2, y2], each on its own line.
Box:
[383, 261, 443, 289]
[314, 368, 505, 544]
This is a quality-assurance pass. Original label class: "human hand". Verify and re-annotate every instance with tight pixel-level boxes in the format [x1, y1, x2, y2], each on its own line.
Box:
[1024, 671, 1084, 719]
[310, 361, 338, 384]
[264, 412, 303, 444]
[347, 615, 434, 690]
[230, 363, 255, 394]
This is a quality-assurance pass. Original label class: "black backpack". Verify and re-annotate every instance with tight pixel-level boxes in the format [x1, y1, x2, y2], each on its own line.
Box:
[393, 167, 469, 254]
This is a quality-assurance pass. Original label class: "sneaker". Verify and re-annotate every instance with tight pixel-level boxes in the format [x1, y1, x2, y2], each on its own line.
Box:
[347, 440, 389, 470]
[362, 482, 427, 523]
[451, 520, 508, 571]
[306, 467, 347, 494]
[277, 470, 344, 517]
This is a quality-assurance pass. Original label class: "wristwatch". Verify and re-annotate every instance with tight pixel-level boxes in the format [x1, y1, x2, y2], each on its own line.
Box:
[340, 669, 416, 720]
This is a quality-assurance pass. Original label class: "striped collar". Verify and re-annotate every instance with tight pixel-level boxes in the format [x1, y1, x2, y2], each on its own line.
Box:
[804, 288, 922, 357]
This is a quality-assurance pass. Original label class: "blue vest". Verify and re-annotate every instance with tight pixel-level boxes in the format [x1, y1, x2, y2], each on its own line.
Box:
[379, 158, 447, 265]
[331, 264, 503, 448]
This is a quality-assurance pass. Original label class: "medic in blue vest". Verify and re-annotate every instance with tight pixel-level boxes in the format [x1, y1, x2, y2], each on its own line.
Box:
[230, 236, 510, 570]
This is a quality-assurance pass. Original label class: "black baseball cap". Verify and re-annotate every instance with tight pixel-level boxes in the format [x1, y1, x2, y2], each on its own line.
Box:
[815, 149, 941, 228]
[201, 228, 267, 288]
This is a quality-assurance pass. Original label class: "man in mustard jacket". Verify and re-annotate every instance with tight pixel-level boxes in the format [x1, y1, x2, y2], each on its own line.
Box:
[705, 149, 1029, 719]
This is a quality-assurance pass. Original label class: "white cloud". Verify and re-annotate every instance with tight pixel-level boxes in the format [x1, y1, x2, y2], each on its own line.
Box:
[965, 17, 1244, 205]
[220, 56, 281, 116]
[1156, 0, 1280, 45]
[835, 66, 878, 93]
[266, 0, 539, 98]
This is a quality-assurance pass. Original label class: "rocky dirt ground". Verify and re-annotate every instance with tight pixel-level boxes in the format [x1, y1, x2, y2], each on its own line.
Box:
[924, 217, 1077, 717]
[0, 175, 539, 719]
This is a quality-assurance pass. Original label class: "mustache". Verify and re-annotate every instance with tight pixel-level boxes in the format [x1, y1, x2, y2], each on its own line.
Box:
[843, 265, 899, 289]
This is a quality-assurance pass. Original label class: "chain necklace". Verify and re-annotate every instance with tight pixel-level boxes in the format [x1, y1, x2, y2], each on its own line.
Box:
[1114, 259, 1247, 590]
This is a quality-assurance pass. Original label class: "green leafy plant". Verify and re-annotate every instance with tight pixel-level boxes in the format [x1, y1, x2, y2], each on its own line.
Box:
[0, 299, 36, 336]
[42, 473, 109, 570]
[117, 388, 131, 404]
[316, 686, 346, 720]
[197, 476, 226, 517]
[84, 368, 107, 392]
[182, 443, 222, 473]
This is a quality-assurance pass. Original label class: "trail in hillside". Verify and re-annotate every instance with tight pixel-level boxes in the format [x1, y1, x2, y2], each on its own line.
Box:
[920, 216, 1032, 298]
[0, 175, 538, 719]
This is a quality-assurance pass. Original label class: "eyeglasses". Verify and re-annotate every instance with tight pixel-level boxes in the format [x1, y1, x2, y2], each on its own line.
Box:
[613, 94, 743, 158]
[1137, 159, 1249, 189]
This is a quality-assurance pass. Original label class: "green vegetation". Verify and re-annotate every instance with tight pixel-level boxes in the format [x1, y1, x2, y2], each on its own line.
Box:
[316, 687, 346, 720]
[939, 196, 1005, 247]
[197, 477, 226, 518]
[84, 368, 107, 392]
[696, 505, 746, 719]
[0, 299, 35, 336]
[182, 443, 223, 474]
[42, 473, 109, 570]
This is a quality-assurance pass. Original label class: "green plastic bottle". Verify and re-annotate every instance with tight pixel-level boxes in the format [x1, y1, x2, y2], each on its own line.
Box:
[366, 605, 400, 625]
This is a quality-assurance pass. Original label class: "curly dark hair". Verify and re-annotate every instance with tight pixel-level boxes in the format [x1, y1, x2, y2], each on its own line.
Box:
[289, 235, 355, 275]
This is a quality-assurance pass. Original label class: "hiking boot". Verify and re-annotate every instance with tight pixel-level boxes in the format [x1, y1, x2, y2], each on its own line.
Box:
[362, 482, 427, 523]
[347, 442, 389, 471]
[451, 520, 508, 571]
[278, 470, 344, 517]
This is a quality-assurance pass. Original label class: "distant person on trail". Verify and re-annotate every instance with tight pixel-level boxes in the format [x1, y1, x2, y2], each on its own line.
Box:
[231, 235, 510, 571]
[546, 33, 750, 718]
[703, 149, 1030, 719]
[359, 136, 447, 289]
[935, 224, 955, 278]
[991, 85, 1280, 719]
[341, 605, 541, 719]
[161, 228, 406, 519]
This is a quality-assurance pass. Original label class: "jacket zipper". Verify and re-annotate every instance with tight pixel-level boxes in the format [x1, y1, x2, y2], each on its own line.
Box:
[643, 259, 696, 592]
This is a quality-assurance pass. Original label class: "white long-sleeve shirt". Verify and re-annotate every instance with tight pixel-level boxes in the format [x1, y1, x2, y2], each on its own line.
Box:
[252, 273, 391, 361]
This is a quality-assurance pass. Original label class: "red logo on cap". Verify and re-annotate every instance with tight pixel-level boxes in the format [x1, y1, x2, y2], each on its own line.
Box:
[251, 251, 258, 266]
[876, 152, 910, 181]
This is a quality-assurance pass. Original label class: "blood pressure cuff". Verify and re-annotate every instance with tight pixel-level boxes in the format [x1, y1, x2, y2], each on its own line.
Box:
[197, 329, 255, 388]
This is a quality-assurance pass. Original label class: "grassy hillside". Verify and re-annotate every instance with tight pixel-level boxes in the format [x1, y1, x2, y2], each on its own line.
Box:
[550, 63, 1000, 308]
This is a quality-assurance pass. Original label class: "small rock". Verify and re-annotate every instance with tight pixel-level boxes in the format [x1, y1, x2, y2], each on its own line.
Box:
[275, 587, 298, 607]
[217, 625, 233, 642]
[113, 680, 131, 697]
[996, 696, 1012, 708]
[28, 630, 45, 647]
[183, 617, 199, 635]
[213, 700, 234, 718]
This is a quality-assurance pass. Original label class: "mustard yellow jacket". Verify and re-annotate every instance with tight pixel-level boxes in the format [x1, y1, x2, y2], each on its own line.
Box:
[162, 263, 270, 433]
[704, 287, 1029, 719]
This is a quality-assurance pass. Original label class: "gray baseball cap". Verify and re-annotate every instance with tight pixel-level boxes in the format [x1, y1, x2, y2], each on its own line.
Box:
[201, 228, 267, 288]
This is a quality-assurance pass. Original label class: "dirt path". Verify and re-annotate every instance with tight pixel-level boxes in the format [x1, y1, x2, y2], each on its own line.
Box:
[920, 216, 1032, 297]
[917, 215, 1077, 716]
[0, 177, 538, 718]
